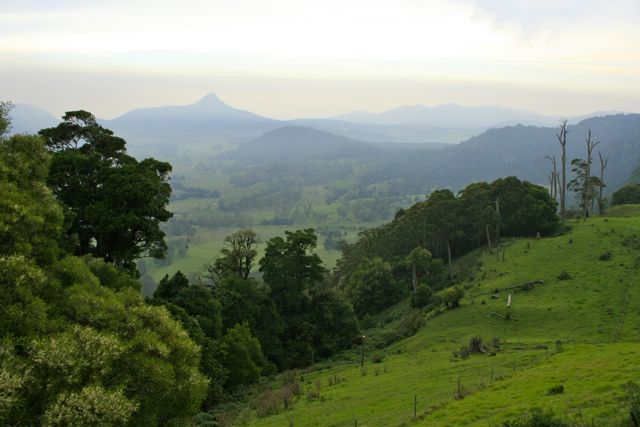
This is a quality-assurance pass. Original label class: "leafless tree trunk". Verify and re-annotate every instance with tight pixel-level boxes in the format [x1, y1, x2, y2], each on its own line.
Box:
[556, 120, 568, 218]
[598, 151, 608, 214]
[584, 130, 600, 217]
[545, 155, 558, 200]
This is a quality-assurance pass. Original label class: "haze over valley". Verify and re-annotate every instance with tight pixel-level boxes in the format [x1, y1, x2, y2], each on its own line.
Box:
[3, 1, 640, 425]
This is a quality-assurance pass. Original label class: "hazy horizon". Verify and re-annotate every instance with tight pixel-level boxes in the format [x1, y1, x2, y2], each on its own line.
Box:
[2, 0, 639, 119]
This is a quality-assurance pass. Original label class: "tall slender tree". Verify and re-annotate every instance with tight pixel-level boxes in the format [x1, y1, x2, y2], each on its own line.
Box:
[556, 120, 569, 218]
[597, 152, 608, 214]
[583, 130, 600, 217]
[545, 155, 559, 200]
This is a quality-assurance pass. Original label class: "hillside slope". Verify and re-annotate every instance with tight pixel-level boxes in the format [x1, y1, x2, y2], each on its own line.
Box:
[241, 209, 640, 426]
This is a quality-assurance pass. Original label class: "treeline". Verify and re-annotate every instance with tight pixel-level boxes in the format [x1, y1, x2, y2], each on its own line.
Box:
[334, 177, 559, 323]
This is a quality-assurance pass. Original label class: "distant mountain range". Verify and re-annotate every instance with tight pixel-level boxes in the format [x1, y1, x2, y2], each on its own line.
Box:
[10, 93, 631, 146]
[333, 104, 555, 128]
[224, 114, 640, 194]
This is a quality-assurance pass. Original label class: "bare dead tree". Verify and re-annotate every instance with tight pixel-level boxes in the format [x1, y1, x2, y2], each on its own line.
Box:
[597, 151, 608, 214]
[556, 120, 569, 218]
[545, 155, 558, 200]
[584, 130, 600, 217]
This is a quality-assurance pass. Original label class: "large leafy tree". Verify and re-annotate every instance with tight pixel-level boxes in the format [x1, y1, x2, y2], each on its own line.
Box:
[39, 111, 172, 273]
[0, 135, 63, 264]
[259, 228, 326, 315]
[260, 229, 348, 369]
[0, 137, 207, 425]
[345, 257, 404, 318]
[212, 229, 259, 280]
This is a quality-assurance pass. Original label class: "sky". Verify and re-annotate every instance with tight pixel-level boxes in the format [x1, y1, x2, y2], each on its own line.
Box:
[1, 0, 639, 119]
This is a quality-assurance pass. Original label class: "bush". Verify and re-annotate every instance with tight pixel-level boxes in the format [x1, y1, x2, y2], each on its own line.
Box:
[410, 284, 433, 308]
[547, 385, 564, 395]
[371, 352, 385, 364]
[440, 286, 465, 308]
[557, 271, 571, 281]
[599, 251, 612, 261]
[612, 184, 640, 206]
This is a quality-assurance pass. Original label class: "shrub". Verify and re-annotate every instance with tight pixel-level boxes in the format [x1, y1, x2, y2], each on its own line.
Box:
[547, 385, 564, 395]
[599, 251, 612, 261]
[468, 336, 485, 353]
[557, 271, 571, 281]
[440, 286, 465, 308]
[371, 352, 385, 364]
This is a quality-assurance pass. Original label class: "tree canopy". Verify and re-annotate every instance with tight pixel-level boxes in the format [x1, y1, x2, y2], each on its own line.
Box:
[39, 111, 172, 273]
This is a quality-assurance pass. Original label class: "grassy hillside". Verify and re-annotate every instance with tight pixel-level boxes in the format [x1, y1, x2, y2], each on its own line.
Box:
[237, 208, 640, 426]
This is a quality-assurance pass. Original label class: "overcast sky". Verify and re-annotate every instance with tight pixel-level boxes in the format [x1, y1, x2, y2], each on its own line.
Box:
[1, 0, 639, 119]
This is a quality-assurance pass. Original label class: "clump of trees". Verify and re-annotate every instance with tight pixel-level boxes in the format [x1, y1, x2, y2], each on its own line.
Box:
[39, 111, 173, 273]
[336, 177, 559, 317]
[612, 184, 640, 206]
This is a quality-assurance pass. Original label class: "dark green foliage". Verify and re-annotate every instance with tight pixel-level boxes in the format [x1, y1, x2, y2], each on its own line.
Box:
[155, 270, 190, 300]
[557, 271, 572, 281]
[492, 177, 559, 237]
[612, 184, 640, 206]
[308, 289, 359, 358]
[411, 284, 433, 308]
[173, 286, 223, 339]
[547, 385, 564, 395]
[337, 177, 559, 283]
[598, 251, 612, 261]
[259, 229, 326, 315]
[345, 257, 405, 318]
[502, 408, 569, 427]
[259, 229, 358, 369]
[219, 323, 264, 387]
[39, 111, 172, 273]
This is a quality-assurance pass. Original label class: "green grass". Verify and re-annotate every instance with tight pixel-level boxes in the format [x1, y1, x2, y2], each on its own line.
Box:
[238, 213, 640, 426]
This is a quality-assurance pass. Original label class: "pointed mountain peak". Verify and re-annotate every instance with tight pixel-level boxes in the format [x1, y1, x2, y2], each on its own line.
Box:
[196, 93, 226, 106]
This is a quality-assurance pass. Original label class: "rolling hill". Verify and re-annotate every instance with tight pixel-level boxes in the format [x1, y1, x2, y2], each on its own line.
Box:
[236, 206, 640, 426]
[334, 103, 555, 128]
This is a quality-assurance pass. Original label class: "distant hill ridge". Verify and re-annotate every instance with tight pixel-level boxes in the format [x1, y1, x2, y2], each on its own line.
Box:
[11, 94, 633, 144]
